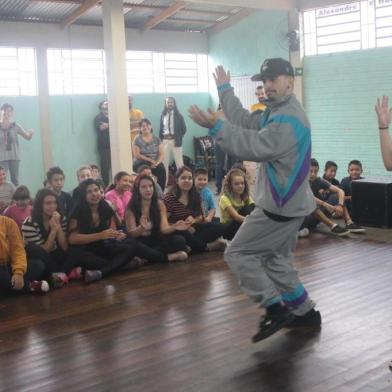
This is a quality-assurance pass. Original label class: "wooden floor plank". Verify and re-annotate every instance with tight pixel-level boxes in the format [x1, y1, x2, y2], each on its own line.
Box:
[1, 234, 392, 391]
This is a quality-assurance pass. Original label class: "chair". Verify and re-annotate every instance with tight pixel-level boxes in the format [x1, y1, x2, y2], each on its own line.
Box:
[193, 136, 216, 178]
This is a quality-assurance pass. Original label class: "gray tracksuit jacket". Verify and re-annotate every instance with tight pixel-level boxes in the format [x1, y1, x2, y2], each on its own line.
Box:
[213, 83, 316, 218]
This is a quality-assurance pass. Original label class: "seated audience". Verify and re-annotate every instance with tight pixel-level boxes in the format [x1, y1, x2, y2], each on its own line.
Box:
[46, 166, 73, 217]
[104, 171, 133, 222]
[0, 165, 15, 213]
[21, 189, 79, 288]
[125, 174, 188, 262]
[194, 168, 217, 222]
[133, 118, 166, 190]
[322, 161, 340, 186]
[219, 168, 255, 240]
[90, 164, 105, 189]
[72, 165, 93, 203]
[136, 164, 164, 198]
[340, 159, 363, 213]
[320, 160, 340, 206]
[0, 215, 48, 294]
[68, 179, 139, 283]
[164, 166, 226, 253]
[299, 159, 364, 237]
[3, 185, 32, 228]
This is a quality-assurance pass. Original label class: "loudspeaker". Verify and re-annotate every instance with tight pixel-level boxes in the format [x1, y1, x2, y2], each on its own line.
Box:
[352, 178, 392, 228]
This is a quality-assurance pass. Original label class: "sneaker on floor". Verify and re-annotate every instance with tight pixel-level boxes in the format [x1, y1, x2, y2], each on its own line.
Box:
[286, 308, 322, 329]
[68, 267, 82, 281]
[29, 280, 50, 294]
[298, 228, 310, 238]
[84, 270, 102, 284]
[207, 238, 227, 252]
[330, 224, 350, 236]
[168, 251, 188, 262]
[51, 272, 68, 288]
[345, 223, 366, 233]
[252, 307, 295, 343]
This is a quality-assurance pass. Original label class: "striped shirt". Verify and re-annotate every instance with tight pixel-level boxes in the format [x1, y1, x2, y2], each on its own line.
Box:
[164, 193, 201, 223]
[22, 216, 67, 247]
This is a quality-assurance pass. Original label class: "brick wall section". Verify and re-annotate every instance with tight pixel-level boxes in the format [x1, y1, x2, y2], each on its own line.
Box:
[303, 47, 392, 179]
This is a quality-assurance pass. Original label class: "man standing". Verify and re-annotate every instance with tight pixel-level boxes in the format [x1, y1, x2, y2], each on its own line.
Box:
[129, 96, 144, 143]
[94, 101, 111, 186]
[189, 58, 321, 342]
[250, 85, 267, 112]
[159, 97, 186, 184]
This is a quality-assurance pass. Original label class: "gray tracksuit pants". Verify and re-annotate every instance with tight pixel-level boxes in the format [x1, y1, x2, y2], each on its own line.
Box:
[225, 207, 315, 316]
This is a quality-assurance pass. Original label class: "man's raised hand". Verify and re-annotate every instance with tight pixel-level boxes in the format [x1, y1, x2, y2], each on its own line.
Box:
[213, 66, 230, 86]
[188, 105, 218, 129]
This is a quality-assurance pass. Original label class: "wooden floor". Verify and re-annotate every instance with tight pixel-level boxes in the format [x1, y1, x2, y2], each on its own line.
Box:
[1, 233, 392, 392]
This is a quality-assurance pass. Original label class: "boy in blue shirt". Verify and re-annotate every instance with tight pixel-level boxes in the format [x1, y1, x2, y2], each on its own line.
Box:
[340, 160, 363, 213]
[194, 168, 216, 222]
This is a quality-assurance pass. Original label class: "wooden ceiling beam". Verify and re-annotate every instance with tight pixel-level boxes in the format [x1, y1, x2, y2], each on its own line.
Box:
[60, 0, 100, 28]
[142, 1, 187, 31]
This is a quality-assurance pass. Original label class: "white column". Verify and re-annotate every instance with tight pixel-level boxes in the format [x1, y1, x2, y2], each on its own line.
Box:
[36, 45, 53, 170]
[289, 9, 304, 105]
[102, 0, 132, 176]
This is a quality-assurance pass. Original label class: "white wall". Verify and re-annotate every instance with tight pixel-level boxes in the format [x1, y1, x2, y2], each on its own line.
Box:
[0, 21, 208, 53]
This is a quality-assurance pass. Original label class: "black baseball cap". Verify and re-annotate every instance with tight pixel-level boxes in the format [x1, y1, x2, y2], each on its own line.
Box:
[251, 58, 294, 81]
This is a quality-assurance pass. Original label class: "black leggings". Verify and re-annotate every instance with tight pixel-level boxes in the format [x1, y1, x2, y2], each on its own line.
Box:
[137, 234, 187, 256]
[25, 243, 79, 276]
[174, 222, 224, 254]
[0, 258, 45, 294]
[222, 204, 255, 240]
[77, 242, 137, 277]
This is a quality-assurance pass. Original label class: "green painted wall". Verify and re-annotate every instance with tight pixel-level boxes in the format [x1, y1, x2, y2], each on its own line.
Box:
[1, 93, 210, 193]
[303, 48, 392, 179]
[208, 10, 289, 105]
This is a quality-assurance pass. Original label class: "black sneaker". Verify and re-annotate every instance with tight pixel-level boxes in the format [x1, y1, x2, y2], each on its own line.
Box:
[345, 223, 366, 233]
[286, 309, 322, 329]
[252, 307, 295, 343]
[330, 224, 350, 236]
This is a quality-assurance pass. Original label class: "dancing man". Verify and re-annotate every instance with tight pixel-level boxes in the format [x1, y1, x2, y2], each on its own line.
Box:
[189, 58, 321, 342]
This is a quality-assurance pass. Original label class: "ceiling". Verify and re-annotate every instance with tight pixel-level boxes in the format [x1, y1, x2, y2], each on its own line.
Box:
[0, 0, 255, 32]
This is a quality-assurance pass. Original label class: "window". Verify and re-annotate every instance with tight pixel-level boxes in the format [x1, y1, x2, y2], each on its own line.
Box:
[302, 0, 392, 55]
[126, 51, 209, 93]
[47, 48, 209, 95]
[0, 47, 37, 96]
[47, 49, 106, 95]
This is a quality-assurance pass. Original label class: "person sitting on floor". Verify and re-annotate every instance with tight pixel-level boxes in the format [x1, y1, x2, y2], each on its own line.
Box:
[104, 171, 133, 223]
[164, 166, 226, 254]
[0, 215, 49, 294]
[3, 185, 32, 229]
[136, 164, 164, 199]
[194, 168, 217, 223]
[0, 165, 15, 213]
[22, 189, 82, 288]
[298, 159, 364, 238]
[340, 159, 364, 214]
[219, 168, 255, 240]
[46, 166, 73, 217]
[125, 174, 188, 262]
